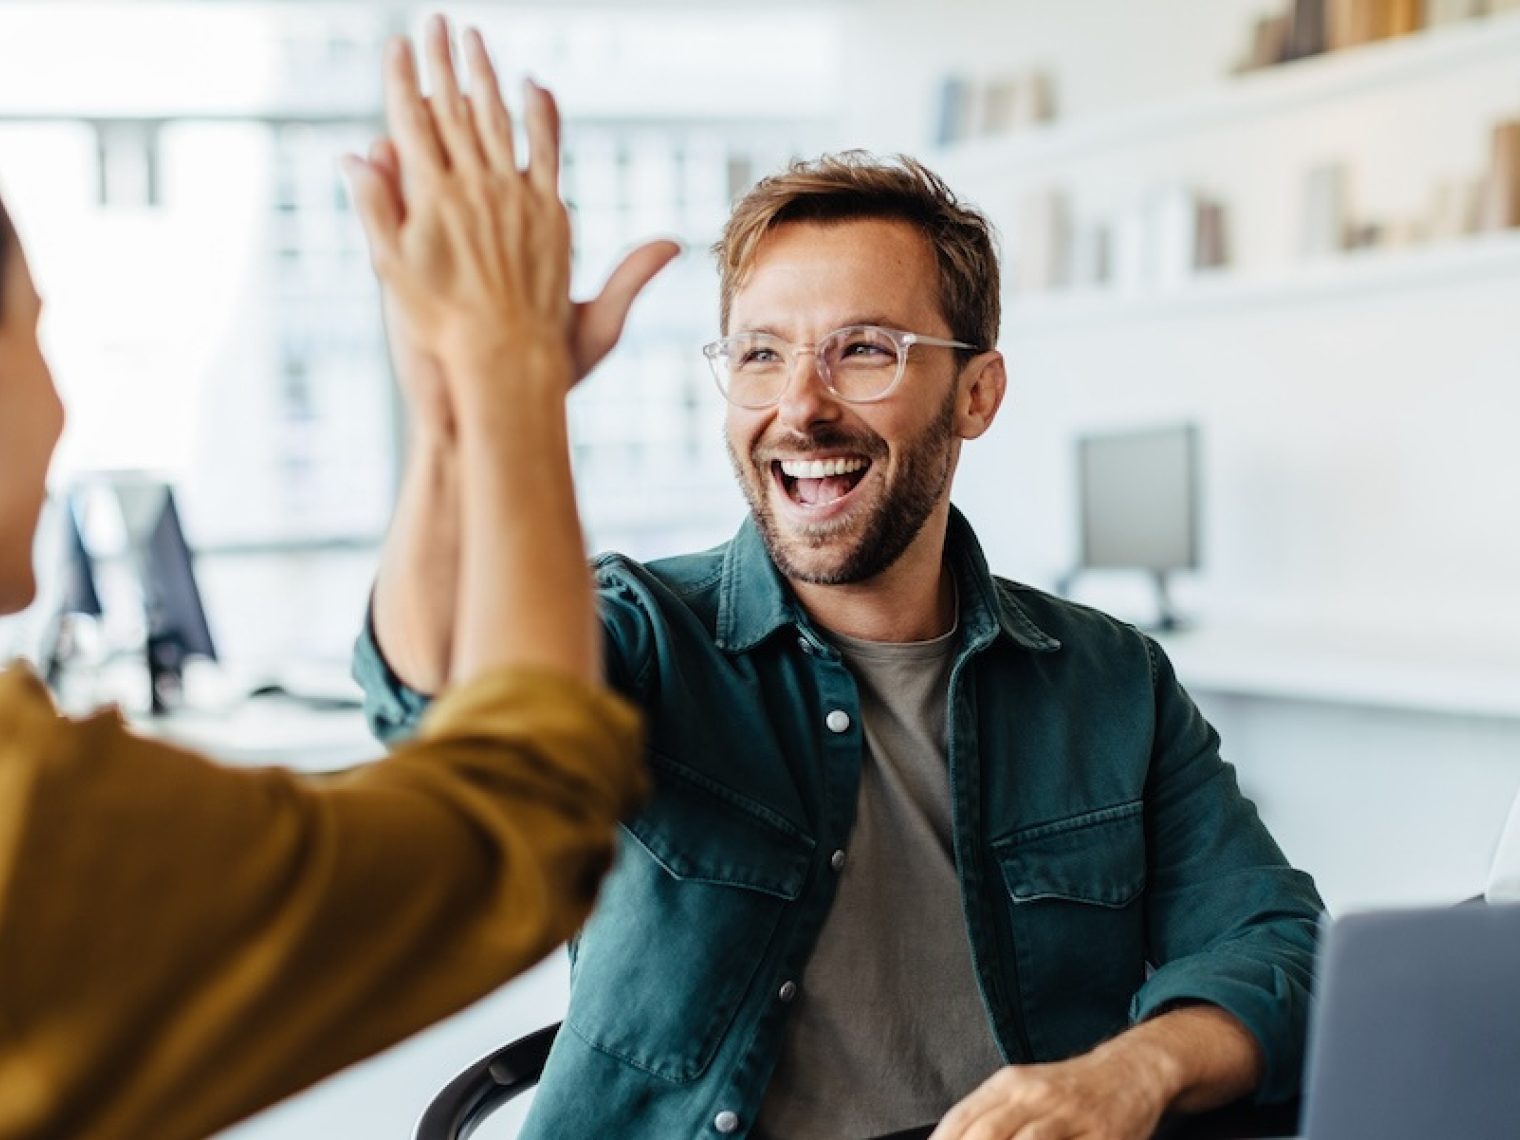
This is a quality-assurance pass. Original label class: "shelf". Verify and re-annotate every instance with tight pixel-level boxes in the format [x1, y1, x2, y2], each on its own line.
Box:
[934, 10, 1520, 183]
[1156, 623, 1520, 721]
[1001, 229, 1520, 332]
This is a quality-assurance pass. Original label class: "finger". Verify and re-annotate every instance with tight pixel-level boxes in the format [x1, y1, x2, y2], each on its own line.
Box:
[575, 240, 682, 371]
[421, 13, 485, 172]
[462, 26, 517, 172]
[383, 35, 446, 183]
[523, 77, 562, 196]
[366, 137, 406, 222]
[930, 1074, 1015, 1140]
[369, 136, 400, 181]
[341, 155, 402, 274]
[1009, 1116, 1080, 1140]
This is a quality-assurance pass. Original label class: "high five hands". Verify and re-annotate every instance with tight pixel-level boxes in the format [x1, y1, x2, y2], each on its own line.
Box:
[344, 15, 680, 423]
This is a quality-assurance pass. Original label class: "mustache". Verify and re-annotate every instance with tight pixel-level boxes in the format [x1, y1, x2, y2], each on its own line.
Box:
[753, 426, 887, 465]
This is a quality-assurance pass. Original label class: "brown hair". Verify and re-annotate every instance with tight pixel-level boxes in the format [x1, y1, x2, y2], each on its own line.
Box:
[714, 151, 1000, 353]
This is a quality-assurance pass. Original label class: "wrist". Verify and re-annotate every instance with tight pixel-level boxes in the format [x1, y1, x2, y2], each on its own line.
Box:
[406, 416, 457, 456]
[444, 338, 573, 419]
[1095, 1023, 1188, 1110]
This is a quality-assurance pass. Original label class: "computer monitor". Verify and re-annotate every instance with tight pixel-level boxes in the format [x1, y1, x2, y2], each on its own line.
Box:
[41, 494, 105, 689]
[111, 480, 217, 712]
[1076, 423, 1200, 630]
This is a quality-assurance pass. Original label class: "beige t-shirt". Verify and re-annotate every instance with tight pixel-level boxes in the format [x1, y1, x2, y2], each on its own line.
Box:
[754, 623, 1006, 1139]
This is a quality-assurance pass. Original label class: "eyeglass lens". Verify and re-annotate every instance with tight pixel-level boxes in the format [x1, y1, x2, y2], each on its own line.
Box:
[718, 326, 902, 405]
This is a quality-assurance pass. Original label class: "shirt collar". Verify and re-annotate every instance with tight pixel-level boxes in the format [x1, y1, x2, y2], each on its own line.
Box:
[715, 506, 1061, 656]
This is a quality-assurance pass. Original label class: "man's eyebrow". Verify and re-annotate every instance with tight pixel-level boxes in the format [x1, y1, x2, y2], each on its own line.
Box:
[731, 316, 907, 338]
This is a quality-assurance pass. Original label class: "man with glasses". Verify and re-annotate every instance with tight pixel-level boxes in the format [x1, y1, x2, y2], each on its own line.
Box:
[356, 140, 1322, 1140]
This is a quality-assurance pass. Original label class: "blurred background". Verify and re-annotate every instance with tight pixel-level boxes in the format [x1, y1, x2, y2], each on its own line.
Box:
[1, 1, 1519, 1136]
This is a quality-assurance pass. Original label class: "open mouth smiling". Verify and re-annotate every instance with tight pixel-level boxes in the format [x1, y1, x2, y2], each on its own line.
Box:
[772, 455, 872, 508]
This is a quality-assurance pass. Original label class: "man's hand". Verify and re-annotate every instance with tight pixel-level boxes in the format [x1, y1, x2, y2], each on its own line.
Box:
[930, 1006, 1264, 1140]
[928, 1047, 1170, 1140]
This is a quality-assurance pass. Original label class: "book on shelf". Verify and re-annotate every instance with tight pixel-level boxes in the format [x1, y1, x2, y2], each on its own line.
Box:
[1236, 13, 1290, 71]
[1424, 0, 1484, 26]
[1329, 0, 1368, 49]
[1426, 177, 1485, 239]
[1385, 0, 1424, 35]
[979, 72, 1056, 135]
[934, 76, 975, 146]
[1014, 189, 1072, 293]
[1302, 163, 1352, 256]
[1327, 0, 1423, 49]
[1195, 200, 1230, 270]
[1285, 0, 1329, 58]
[1480, 120, 1520, 230]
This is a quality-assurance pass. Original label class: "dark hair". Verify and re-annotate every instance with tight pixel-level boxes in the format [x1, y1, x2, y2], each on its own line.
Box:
[0, 194, 12, 319]
[714, 151, 1000, 353]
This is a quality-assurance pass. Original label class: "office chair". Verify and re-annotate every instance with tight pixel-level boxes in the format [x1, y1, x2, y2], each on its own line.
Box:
[414, 1020, 1299, 1140]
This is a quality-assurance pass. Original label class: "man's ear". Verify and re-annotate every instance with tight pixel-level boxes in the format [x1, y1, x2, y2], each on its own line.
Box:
[956, 350, 1006, 441]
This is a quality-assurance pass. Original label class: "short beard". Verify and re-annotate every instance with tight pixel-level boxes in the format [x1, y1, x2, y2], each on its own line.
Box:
[729, 385, 958, 587]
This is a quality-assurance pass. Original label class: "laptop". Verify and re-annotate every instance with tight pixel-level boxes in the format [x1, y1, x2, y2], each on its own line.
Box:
[869, 905, 1520, 1140]
[1293, 901, 1520, 1140]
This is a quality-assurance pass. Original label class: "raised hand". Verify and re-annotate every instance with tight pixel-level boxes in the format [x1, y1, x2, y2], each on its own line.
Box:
[346, 19, 578, 390]
[348, 21, 678, 410]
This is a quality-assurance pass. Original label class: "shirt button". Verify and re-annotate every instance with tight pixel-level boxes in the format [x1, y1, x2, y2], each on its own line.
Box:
[825, 709, 851, 733]
[714, 1110, 740, 1133]
[797, 635, 814, 655]
[778, 980, 798, 1002]
[831, 849, 846, 871]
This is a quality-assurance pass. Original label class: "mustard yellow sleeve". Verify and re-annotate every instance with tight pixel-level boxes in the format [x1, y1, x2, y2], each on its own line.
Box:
[0, 662, 644, 1140]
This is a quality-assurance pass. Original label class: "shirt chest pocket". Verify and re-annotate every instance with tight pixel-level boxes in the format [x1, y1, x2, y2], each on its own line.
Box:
[991, 801, 1149, 1061]
[565, 760, 814, 1084]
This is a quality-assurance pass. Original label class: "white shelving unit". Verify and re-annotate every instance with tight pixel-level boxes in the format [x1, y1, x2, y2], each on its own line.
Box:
[935, 10, 1520, 184]
[1157, 622, 1520, 721]
[1003, 228, 1520, 330]
[930, 15, 1520, 314]
[923, 11, 1520, 670]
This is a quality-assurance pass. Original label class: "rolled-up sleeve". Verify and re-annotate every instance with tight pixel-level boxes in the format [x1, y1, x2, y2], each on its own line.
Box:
[352, 601, 436, 747]
[1128, 639, 1324, 1105]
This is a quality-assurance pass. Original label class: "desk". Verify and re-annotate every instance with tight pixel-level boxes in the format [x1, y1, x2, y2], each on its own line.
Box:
[131, 693, 379, 773]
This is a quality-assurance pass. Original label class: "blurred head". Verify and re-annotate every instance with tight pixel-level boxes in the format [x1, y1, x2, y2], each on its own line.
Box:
[0, 194, 66, 614]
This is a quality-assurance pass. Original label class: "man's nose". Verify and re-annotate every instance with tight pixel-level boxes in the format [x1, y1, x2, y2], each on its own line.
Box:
[774, 348, 840, 430]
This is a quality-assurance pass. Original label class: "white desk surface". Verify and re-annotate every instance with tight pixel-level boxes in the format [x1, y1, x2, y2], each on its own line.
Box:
[1155, 623, 1520, 720]
[133, 696, 379, 772]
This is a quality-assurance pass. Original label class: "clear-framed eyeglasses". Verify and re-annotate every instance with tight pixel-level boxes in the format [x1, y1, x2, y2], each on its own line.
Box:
[702, 324, 981, 409]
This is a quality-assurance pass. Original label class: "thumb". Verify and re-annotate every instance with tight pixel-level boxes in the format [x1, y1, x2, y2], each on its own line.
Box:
[367, 137, 407, 221]
[342, 154, 403, 275]
[574, 239, 682, 377]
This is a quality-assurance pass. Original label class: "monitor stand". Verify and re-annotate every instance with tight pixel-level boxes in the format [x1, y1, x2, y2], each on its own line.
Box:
[1055, 568, 1191, 634]
[1152, 569, 1188, 633]
[146, 631, 189, 716]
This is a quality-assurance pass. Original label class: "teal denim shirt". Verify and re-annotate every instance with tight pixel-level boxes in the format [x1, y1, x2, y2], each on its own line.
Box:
[353, 507, 1323, 1139]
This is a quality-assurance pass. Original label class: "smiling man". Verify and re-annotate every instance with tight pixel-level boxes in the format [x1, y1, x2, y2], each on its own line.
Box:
[357, 150, 1323, 1140]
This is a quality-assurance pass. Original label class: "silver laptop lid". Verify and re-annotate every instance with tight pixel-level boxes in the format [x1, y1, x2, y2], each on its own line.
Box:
[1301, 903, 1520, 1140]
